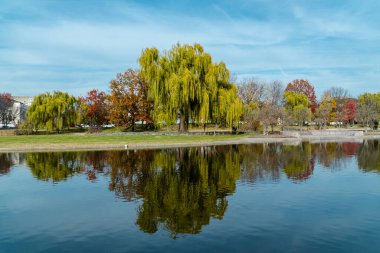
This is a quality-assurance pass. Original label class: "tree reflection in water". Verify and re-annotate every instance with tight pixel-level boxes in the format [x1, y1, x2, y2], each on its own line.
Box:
[0, 153, 13, 175]
[108, 146, 241, 237]
[358, 140, 380, 173]
[2, 140, 378, 236]
[26, 152, 82, 182]
[238, 143, 315, 182]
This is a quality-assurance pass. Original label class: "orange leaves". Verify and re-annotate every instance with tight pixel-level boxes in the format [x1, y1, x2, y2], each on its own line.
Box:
[108, 69, 153, 130]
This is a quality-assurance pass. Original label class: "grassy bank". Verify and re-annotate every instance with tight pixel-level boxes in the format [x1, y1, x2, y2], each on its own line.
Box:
[0, 133, 250, 151]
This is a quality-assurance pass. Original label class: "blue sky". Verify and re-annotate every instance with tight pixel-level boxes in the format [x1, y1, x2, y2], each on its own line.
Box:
[0, 0, 379, 98]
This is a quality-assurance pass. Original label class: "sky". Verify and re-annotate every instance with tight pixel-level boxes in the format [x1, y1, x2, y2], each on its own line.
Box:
[0, 0, 380, 98]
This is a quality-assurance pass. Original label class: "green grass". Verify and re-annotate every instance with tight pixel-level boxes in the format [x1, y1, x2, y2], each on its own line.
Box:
[0, 133, 250, 149]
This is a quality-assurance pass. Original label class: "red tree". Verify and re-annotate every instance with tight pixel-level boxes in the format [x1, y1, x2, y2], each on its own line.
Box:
[342, 142, 360, 156]
[342, 99, 357, 125]
[285, 79, 317, 113]
[81, 89, 109, 127]
[0, 93, 14, 127]
[109, 69, 153, 131]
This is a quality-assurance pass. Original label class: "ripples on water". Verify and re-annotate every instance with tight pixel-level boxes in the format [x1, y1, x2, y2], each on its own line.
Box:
[1, 141, 380, 253]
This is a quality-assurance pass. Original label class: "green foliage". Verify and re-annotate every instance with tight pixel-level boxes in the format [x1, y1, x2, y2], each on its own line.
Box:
[27, 91, 79, 131]
[134, 146, 240, 235]
[139, 43, 242, 131]
[283, 91, 309, 111]
[106, 146, 240, 236]
[282, 143, 313, 181]
[358, 92, 380, 109]
[241, 103, 260, 130]
[293, 105, 312, 124]
[358, 140, 380, 172]
[357, 92, 380, 129]
[283, 91, 310, 128]
[26, 152, 81, 182]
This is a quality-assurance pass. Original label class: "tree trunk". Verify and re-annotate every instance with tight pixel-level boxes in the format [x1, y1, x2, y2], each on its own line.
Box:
[179, 112, 187, 132]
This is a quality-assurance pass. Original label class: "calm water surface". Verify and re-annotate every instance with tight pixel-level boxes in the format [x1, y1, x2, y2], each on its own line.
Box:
[1, 141, 380, 253]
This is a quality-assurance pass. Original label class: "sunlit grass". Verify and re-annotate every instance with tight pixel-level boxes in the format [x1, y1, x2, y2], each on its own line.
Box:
[0, 133, 251, 149]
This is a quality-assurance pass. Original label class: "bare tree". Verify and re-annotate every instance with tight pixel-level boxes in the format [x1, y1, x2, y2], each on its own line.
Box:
[357, 102, 378, 131]
[324, 87, 349, 101]
[238, 78, 266, 105]
[316, 101, 332, 129]
[259, 103, 281, 134]
[265, 80, 283, 106]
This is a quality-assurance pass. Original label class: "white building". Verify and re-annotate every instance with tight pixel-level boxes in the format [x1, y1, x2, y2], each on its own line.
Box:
[9, 96, 33, 126]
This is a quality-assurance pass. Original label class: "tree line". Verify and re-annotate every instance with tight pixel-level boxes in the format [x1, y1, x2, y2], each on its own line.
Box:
[1, 42, 380, 132]
[238, 78, 369, 133]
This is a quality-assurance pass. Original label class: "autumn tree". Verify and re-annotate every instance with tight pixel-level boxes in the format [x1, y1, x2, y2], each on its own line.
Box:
[320, 94, 337, 123]
[81, 89, 109, 127]
[285, 79, 317, 113]
[324, 87, 349, 126]
[109, 69, 153, 131]
[27, 91, 79, 131]
[139, 43, 242, 132]
[316, 97, 333, 129]
[0, 93, 15, 127]
[342, 99, 357, 125]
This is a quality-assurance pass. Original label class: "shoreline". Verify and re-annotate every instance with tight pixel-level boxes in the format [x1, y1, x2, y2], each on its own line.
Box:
[1, 134, 380, 152]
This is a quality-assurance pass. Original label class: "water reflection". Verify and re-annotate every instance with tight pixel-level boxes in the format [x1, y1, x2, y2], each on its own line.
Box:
[1, 140, 380, 236]
[26, 152, 82, 182]
[134, 146, 240, 236]
[0, 153, 13, 175]
[358, 140, 380, 173]
[239, 143, 314, 182]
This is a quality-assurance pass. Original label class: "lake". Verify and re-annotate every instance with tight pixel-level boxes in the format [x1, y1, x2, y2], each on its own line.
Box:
[1, 141, 380, 253]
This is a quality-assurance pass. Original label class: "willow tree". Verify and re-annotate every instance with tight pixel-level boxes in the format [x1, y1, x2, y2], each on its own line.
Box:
[139, 43, 242, 132]
[26, 152, 82, 182]
[27, 91, 79, 131]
